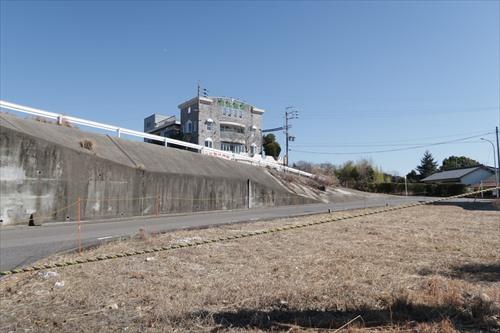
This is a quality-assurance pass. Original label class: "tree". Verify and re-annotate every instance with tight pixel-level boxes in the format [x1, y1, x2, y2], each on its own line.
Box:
[294, 160, 314, 173]
[335, 161, 354, 185]
[350, 167, 360, 182]
[318, 162, 336, 176]
[262, 134, 281, 160]
[440, 156, 480, 171]
[416, 151, 438, 179]
[406, 169, 420, 182]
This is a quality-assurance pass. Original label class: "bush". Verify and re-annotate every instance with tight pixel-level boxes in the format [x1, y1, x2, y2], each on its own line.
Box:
[367, 182, 466, 197]
[314, 175, 335, 189]
[79, 139, 95, 151]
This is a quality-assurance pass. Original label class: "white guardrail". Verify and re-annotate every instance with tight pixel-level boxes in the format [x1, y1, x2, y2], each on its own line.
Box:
[0, 100, 314, 178]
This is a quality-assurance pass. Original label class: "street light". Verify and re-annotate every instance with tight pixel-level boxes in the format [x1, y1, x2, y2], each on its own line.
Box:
[480, 138, 499, 198]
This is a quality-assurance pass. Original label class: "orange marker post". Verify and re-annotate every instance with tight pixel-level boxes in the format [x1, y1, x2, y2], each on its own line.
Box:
[77, 197, 82, 255]
[156, 192, 160, 217]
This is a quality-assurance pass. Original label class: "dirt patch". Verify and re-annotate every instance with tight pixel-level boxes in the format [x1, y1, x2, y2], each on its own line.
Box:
[0, 205, 499, 332]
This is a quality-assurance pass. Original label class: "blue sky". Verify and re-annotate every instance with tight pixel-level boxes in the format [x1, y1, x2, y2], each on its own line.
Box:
[1, 0, 499, 175]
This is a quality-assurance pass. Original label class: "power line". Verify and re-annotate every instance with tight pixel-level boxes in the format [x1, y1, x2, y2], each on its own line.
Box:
[298, 106, 498, 120]
[290, 132, 494, 155]
[294, 129, 494, 146]
[293, 141, 486, 148]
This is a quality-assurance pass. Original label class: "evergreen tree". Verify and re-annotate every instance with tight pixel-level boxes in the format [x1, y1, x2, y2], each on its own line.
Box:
[405, 169, 420, 182]
[440, 155, 480, 171]
[416, 151, 438, 178]
[262, 134, 281, 160]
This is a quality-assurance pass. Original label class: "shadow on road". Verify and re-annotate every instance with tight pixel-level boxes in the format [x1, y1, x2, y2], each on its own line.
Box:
[431, 200, 500, 211]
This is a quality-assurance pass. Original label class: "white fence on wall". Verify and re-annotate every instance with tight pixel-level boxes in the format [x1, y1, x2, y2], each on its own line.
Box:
[0, 100, 314, 178]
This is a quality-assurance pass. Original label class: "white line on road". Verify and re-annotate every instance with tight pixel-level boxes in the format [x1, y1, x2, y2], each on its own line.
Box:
[97, 235, 116, 240]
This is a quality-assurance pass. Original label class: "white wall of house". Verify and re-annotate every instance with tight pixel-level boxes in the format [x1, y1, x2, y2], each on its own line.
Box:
[461, 168, 495, 185]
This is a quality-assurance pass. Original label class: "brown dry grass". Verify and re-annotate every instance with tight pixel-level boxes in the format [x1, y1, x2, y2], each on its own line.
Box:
[33, 116, 74, 127]
[79, 139, 94, 151]
[0, 204, 499, 332]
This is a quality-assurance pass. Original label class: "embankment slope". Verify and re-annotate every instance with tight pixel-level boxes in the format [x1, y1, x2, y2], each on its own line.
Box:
[0, 113, 315, 225]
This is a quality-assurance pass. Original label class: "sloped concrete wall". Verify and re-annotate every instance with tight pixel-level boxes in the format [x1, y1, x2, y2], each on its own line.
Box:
[0, 113, 315, 225]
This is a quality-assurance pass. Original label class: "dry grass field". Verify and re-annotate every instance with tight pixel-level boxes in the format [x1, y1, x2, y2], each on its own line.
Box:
[1, 202, 499, 332]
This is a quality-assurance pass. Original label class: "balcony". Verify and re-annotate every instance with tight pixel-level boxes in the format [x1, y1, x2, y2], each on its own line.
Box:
[220, 123, 246, 144]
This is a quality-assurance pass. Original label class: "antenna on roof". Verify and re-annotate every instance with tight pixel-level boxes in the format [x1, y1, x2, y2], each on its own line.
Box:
[197, 82, 209, 98]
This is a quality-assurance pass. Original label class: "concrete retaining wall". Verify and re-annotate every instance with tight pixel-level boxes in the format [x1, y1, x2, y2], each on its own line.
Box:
[0, 113, 315, 225]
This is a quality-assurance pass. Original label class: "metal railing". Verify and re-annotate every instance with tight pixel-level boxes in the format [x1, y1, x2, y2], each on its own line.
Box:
[0, 100, 314, 178]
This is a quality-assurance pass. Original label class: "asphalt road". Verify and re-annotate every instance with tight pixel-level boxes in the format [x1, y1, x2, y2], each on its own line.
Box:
[0, 195, 463, 271]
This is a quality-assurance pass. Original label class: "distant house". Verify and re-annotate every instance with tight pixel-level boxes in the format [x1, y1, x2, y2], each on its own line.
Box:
[143, 114, 181, 144]
[144, 95, 265, 156]
[421, 166, 496, 185]
[177, 95, 264, 156]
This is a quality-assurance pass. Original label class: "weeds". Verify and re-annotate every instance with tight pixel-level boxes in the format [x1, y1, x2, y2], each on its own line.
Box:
[79, 139, 94, 151]
[33, 116, 53, 124]
[32, 116, 74, 127]
[0, 205, 498, 332]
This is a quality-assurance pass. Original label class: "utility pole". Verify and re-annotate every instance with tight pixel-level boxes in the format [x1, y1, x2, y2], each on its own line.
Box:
[285, 113, 288, 166]
[404, 176, 408, 196]
[284, 107, 298, 166]
[481, 136, 499, 198]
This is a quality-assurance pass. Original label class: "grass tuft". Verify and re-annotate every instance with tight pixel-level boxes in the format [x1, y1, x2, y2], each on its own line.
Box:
[79, 139, 94, 151]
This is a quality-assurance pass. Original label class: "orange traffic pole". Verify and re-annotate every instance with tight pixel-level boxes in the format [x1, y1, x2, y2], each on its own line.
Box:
[156, 192, 160, 217]
[77, 197, 82, 255]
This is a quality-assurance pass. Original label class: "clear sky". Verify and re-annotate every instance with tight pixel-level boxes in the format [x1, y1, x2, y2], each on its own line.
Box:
[1, 0, 499, 175]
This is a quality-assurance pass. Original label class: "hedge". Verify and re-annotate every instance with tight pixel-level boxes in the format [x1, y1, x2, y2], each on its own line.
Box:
[361, 183, 467, 197]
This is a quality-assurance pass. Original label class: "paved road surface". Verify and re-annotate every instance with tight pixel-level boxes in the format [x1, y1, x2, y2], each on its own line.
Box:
[0, 195, 477, 271]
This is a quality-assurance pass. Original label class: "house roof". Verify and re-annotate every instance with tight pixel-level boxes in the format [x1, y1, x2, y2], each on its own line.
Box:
[421, 166, 493, 182]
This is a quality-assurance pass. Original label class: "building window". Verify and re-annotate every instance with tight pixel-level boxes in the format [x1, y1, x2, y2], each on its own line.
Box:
[206, 118, 214, 131]
[204, 138, 213, 148]
[187, 106, 191, 114]
[221, 142, 245, 154]
[251, 144, 257, 155]
[185, 120, 193, 133]
[220, 125, 244, 134]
